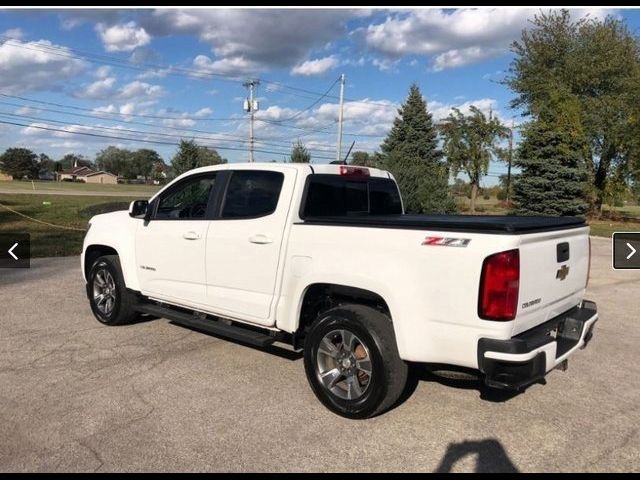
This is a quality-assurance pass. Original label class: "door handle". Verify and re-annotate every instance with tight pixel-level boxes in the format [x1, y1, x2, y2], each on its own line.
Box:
[249, 234, 273, 244]
[183, 231, 201, 240]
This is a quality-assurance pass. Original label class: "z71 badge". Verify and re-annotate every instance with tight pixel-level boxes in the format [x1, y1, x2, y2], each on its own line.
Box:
[421, 236, 471, 247]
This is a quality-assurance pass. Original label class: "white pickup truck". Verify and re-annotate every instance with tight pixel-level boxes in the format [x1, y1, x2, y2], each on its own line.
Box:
[82, 163, 598, 418]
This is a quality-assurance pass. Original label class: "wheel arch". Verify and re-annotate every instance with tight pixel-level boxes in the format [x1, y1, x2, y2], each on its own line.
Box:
[84, 244, 119, 280]
[293, 283, 392, 345]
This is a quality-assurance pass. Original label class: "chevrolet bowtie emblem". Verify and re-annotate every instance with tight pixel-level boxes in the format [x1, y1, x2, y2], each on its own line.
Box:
[556, 264, 570, 281]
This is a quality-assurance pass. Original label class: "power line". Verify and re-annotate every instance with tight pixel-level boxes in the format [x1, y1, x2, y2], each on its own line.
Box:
[266, 76, 340, 125]
[0, 96, 342, 150]
[0, 110, 337, 156]
[0, 118, 338, 160]
[0, 93, 239, 122]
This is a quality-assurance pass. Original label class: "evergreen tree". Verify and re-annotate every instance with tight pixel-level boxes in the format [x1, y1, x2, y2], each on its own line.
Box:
[512, 103, 588, 216]
[381, 84, 455, 214]
[290, 140, 310, 163]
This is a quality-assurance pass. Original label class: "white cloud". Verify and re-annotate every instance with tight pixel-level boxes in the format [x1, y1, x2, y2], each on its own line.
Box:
[92, 104, 117, 115]
[75, 76, 117, 99]
[2, 28, 24, 40]
[364, 8, 615, 71]
[15, 106, 39, 116]
[192, 54, 260, 77]
[141, 9, 361, 74]
[119, 103, 136, 116]
[372, 57, 399, 71]
[136, 66, 173, 80]
[94, 65, 112, 79]
[163, 117, 196, 128]
[0, 39, 85, 94]
[193, 107, 213, 118]
[118, 80, 166, 101]
[433, 47, 504, 71]
[96, 21, 151, 52]
[291, 55, 339, 76]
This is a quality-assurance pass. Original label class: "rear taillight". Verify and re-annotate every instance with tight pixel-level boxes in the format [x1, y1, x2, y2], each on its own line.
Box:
[586, 237, 591, 288]
[478, 249, 520, 321]
[339, 165, 369, 177]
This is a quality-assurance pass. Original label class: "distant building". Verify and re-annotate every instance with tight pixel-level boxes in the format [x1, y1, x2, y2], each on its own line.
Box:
[56, 164, 118, 184]
[0, 172, 12, 181]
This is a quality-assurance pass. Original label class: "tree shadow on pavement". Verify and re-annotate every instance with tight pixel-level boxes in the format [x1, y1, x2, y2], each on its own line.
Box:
[434, 438, 520, 472]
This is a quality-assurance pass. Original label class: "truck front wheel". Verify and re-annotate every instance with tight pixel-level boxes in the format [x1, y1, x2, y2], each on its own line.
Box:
[303, 304, 408, 419]
[88, 255, 138, 326]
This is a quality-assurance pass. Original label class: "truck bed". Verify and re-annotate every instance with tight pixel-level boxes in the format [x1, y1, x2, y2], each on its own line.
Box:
[300, 214, 586, 234]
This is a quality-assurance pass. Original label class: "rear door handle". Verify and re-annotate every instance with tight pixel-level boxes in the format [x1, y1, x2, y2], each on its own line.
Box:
[249, 234, 273, 244]
[183, 231, 201, 240]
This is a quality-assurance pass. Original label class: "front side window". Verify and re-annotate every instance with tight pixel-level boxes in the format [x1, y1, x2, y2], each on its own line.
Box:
[155, 174, 216, 219]
[222, 170, 284, 219]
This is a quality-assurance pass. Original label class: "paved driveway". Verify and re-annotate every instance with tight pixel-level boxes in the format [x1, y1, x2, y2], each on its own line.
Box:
[1, 236, 638, 472]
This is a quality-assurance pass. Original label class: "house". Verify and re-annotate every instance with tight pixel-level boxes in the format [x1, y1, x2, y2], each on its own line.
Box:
[0, 172, 12, 181]
[56, 164, 118, 184]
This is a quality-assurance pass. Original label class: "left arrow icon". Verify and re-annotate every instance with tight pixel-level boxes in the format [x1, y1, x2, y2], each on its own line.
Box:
[8, 242, 18, 260]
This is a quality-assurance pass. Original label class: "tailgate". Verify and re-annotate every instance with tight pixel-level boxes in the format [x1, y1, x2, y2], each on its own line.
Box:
[513, 226, 590, 335]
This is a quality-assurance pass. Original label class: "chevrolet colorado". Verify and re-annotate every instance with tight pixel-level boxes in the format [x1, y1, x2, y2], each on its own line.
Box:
[82, 163, 598, 418]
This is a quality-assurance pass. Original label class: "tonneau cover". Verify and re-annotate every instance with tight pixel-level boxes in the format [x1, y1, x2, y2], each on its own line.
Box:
[300, 214, 586, 234]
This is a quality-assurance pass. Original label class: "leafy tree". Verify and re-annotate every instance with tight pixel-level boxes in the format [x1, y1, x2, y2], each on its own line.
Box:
[512, 103, 588, 216]
[349, 151, 384, 168]
[37, 153, 56, 178]
[290, 140, 310, 163]
[59, 153, 93, 170]
[441, 106, 509, 213]
[350, 151, 370, 166]
[95, 146, 130, 177]
[506, 9, 640, 214]
[0, 148, 38, 179]
[381, 83, 455, 214]
[151, 161, 168, 183]
[171, 139, 226, 176]
[131, 149, 163, 180]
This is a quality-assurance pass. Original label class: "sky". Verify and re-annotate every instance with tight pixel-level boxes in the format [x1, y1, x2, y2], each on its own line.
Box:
[0, 7, 638, 185]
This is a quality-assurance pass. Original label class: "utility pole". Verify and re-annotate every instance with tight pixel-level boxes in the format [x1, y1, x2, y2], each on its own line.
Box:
[335, 74, 345, 163]
[506, 120, 514, 204]
[243, 79, 260, 162]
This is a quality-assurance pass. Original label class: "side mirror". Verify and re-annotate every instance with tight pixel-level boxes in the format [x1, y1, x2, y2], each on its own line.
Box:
[129, 199, 149, 218]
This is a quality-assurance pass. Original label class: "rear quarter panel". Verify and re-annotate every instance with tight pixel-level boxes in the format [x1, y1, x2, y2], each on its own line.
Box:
[277, 224, 522, 367]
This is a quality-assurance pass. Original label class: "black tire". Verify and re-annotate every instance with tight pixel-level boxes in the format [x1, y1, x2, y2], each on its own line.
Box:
[303, 304, 408, 419]
[88, 255, 139, 326]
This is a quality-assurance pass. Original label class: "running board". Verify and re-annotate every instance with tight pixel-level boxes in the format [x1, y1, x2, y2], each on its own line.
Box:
[136, 303, 281, 348]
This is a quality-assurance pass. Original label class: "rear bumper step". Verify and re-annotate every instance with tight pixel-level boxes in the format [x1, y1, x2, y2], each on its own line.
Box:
[477, 300, 598, 390]
[136, 303, 283, 348]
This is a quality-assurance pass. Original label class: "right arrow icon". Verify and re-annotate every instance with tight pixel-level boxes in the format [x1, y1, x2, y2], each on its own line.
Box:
[627, 242, 637, 260]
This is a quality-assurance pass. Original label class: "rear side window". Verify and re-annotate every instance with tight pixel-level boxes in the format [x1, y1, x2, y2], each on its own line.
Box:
[222, 170, 284, 219]
[302, 175, 402, 217]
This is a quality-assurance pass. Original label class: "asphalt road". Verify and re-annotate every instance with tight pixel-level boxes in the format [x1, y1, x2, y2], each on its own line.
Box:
[1, 236, 639, 472]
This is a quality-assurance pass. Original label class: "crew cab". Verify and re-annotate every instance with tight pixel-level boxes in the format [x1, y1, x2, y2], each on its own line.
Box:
[82, 163, 598, 418]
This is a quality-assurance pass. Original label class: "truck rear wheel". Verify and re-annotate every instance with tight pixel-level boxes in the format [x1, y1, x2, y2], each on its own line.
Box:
[303, 304, 408, 419]
[88, 255, 138, 326]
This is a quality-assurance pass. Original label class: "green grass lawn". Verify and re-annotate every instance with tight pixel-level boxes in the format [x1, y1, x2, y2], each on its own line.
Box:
[0, 179, 160, 196]
[0, 193, 139, 257]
